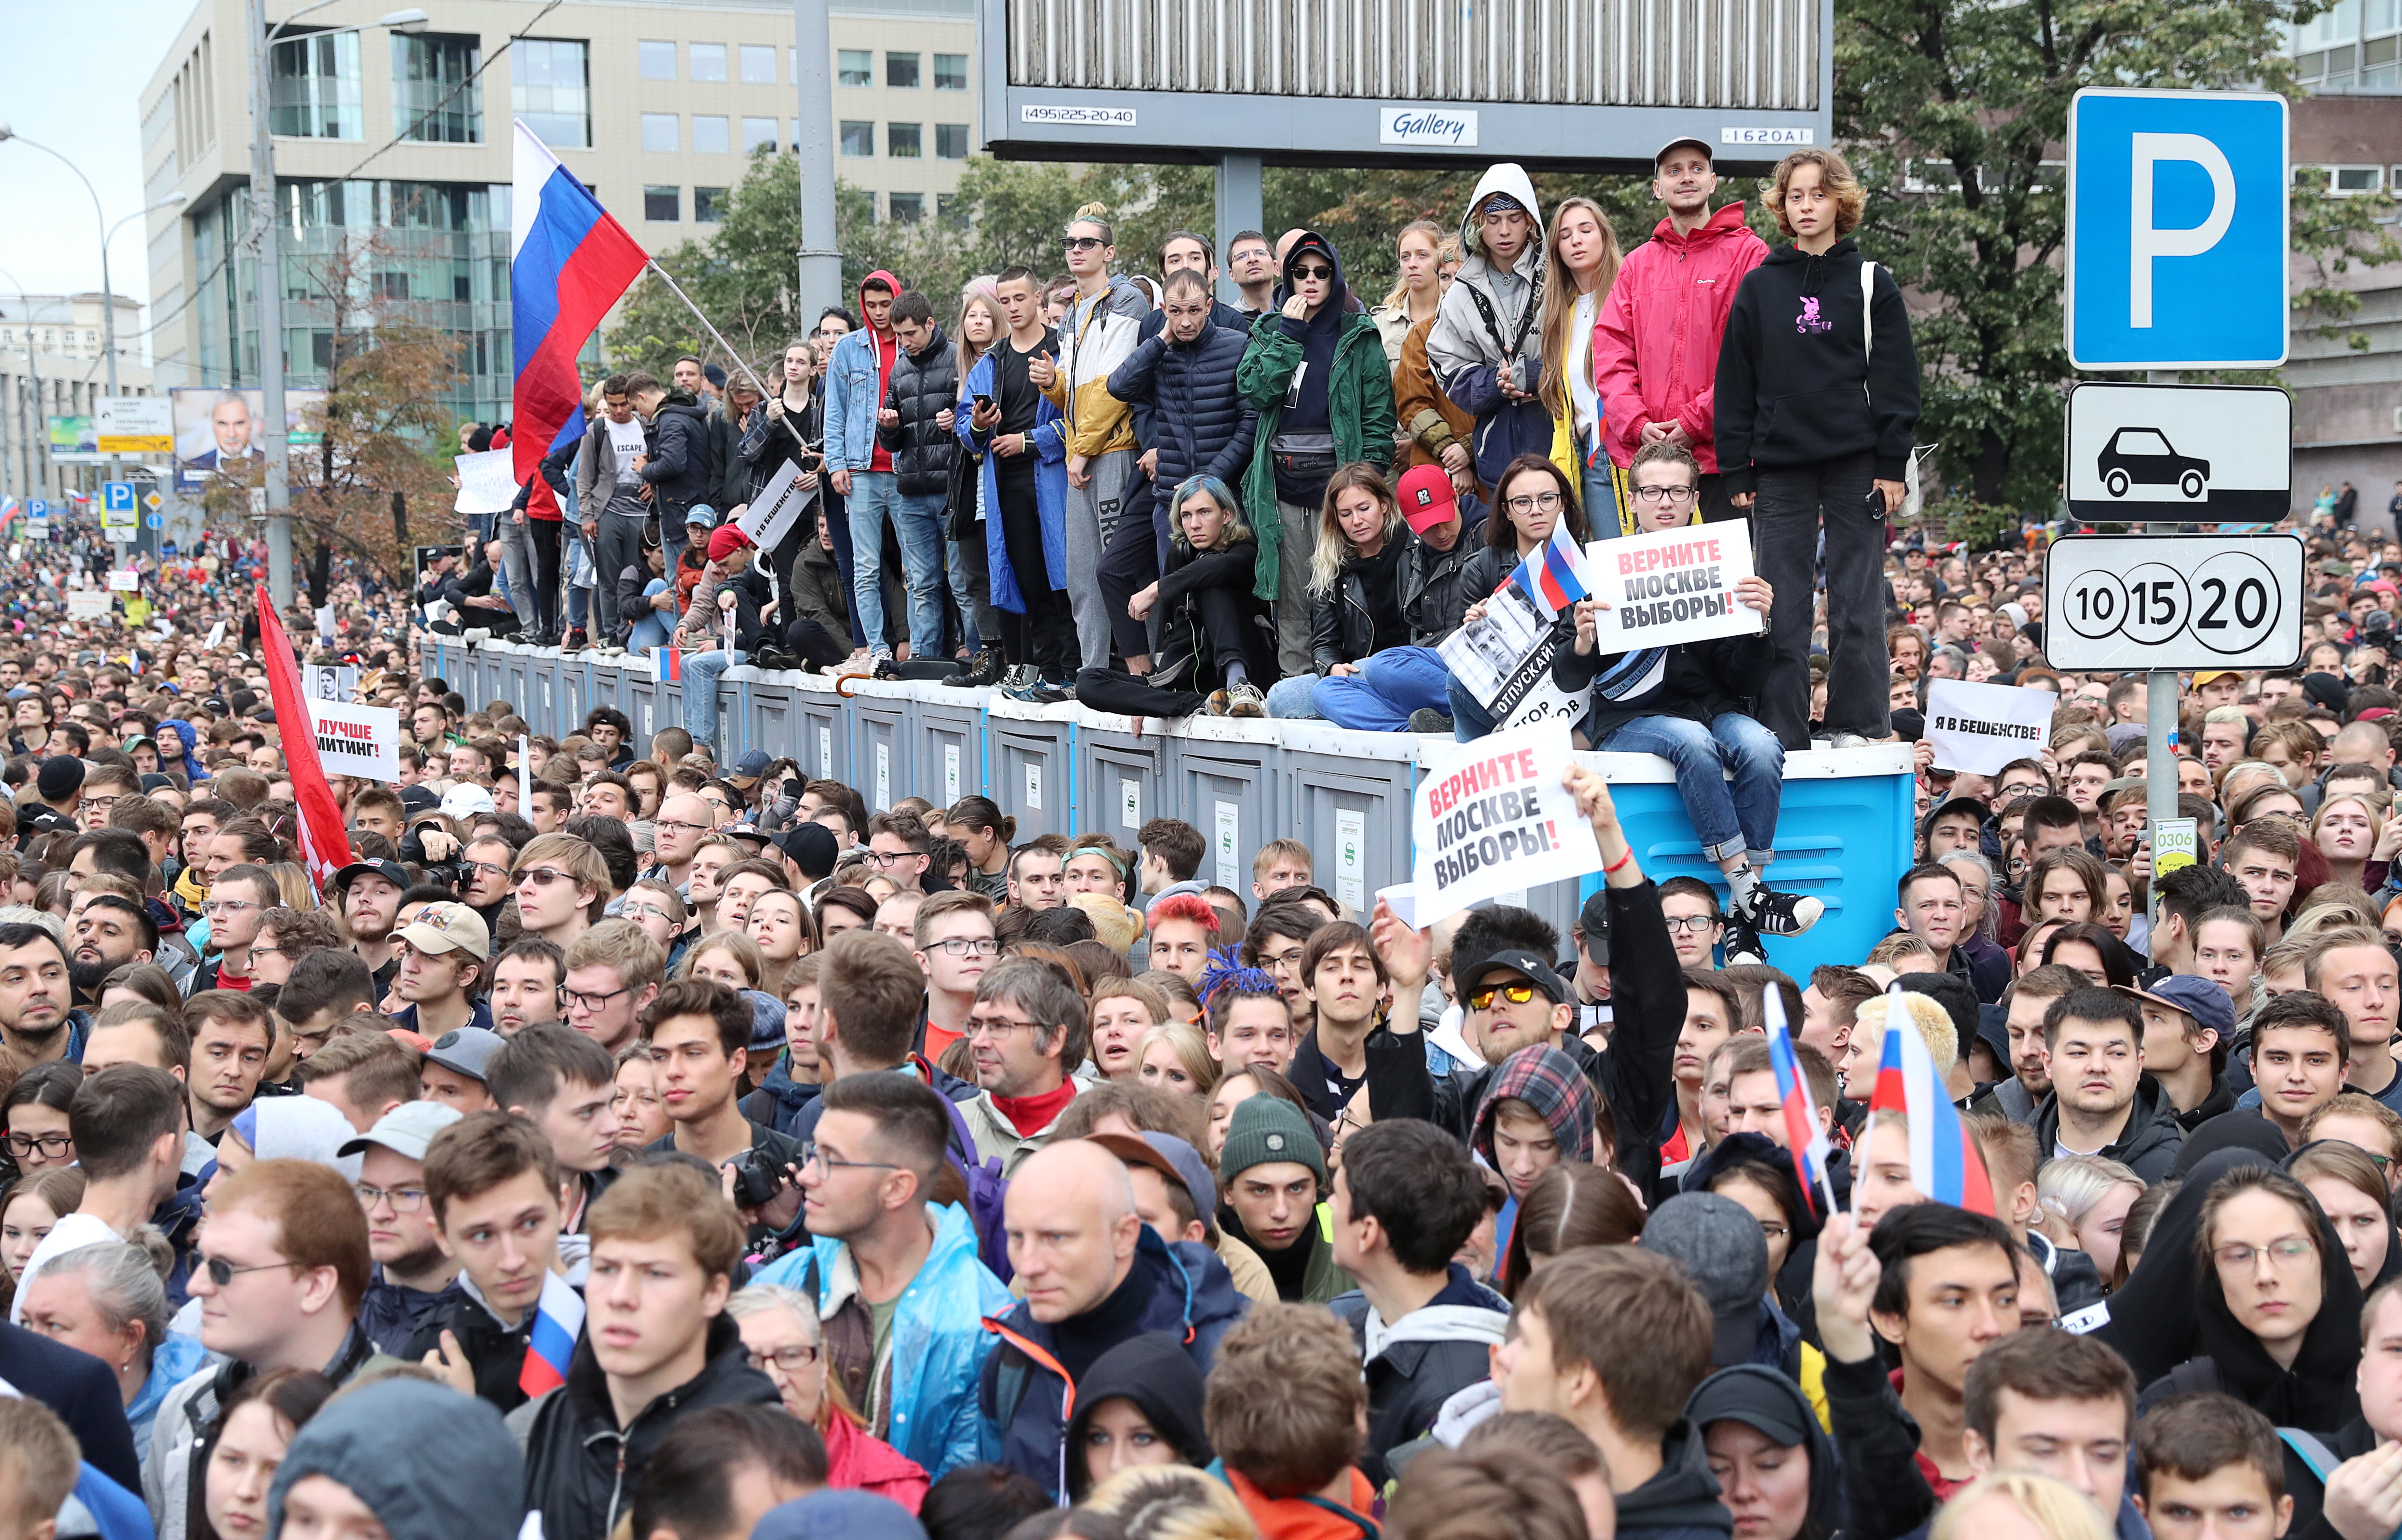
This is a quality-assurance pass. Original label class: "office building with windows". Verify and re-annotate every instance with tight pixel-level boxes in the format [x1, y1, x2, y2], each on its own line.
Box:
[2282, 4, 2402, 509]
[136, 0, 976, 426]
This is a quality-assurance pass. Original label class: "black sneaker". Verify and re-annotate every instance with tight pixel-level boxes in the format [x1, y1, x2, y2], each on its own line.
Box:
[1721, 908, 1767, 967]
[1027, 674, 1077, 705]
[1742, 885, 1825, 937]
[950, 648, 1003, 688]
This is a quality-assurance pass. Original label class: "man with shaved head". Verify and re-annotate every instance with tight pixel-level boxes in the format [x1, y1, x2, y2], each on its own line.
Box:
[646, 792, 715, 890]
[979, 1137, 1251, 1499]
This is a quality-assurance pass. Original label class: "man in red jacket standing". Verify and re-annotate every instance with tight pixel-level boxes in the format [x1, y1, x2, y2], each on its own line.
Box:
[1592, 136, 1770, 527]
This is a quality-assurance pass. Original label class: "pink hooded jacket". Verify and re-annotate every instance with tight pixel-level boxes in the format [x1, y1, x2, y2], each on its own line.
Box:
[1590, 201, 1770, 474]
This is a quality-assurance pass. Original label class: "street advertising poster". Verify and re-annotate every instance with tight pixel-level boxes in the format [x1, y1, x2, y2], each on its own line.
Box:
[1437, 583, 1584, 732]
[171, 387, 327, 490]
[1411, 724, 1601, 925]
[1583, 521, 1767, 652]
[1924, 678, 2060, 775]
[305, 696, 402, 783]
[97, 397, 175, 454]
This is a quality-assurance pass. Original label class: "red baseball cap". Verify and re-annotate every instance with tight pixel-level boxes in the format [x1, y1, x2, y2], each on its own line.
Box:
[707, 524, 755, 563]
[1396, 464, 1460, 535]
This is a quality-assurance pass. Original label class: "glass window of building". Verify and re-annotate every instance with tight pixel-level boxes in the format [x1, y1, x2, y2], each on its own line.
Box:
[269, 30, 363, 140]
[696, 187, 727, 223]
[886, 52, 920, 88]
[890, 192, 924, 222]
[887, 122, 921, 158]
[840, 120, 874, 156]
[937, 123, 970, 158]
[693, 115, 730, 153]
[935, 53, 968, 89]
[690, 43, 727, 81]
[741, 45, 777, 83]
[838, 49, 872, 86]
[742, 117, 779, 153]
[512, 39, 590, 148]
[645, 186, 680, 222]
[639, 40, 676, 80]
[642, 113, 680, 152]
[393, 34, 481, 142]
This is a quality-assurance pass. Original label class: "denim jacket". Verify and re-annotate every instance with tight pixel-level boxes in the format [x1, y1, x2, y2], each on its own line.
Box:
[822, 327, 891, 472]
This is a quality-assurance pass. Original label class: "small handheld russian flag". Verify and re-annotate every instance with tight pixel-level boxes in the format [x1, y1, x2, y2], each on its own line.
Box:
[1508, 522, 1594, 619]
[1864, 985, 1995, 1216]
[652, 647, 682, 684]
[1762, 985, 1839, 1217]
[517, 1269, 584, 1399]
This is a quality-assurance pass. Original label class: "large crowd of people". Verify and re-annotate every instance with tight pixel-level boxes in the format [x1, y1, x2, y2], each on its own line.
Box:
[8, 134, 2402, 1540]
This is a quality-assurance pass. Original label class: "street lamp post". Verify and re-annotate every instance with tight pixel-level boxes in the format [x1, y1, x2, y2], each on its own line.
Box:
[248, 0, 428, 611]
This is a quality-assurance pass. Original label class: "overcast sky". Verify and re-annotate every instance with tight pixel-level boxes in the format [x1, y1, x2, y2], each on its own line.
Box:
[0, 0, 201, 314]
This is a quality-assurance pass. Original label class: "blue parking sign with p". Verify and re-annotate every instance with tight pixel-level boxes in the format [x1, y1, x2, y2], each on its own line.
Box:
[2066, 89, 2288, 371]
[104, 483, 136, 514]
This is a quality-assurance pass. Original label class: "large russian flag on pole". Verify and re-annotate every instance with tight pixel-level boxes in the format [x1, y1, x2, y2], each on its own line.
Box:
[1865, 986, 1995, 1216]
[511, 120, 649, 490]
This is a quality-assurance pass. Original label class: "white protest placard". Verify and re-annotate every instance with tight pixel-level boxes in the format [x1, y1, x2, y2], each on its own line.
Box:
[1924, 678, 2059, 776]
[1411, 724, 1602, 926]
[205, 620, 227, 649]
[304, 696, 402, 782]
[67, 591, 109, 620]
[106, 570, 140, 592]
[1585, 521, 1766, 652]
[735, 461, 817, 555]
[453, 449, 518, 515]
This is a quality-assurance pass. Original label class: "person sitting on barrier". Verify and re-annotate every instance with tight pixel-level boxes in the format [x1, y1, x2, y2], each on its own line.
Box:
[1263, 465, 1453, 735]
[436, 540, 523, 639]
[1123, 476, 1273, 718]
[1549, 441, 1822, 957]
[675, 524, 766, 762]
[1443, 454, 1594, 743]
[617, 528, 677, 654]
[751, 516, 856, 674]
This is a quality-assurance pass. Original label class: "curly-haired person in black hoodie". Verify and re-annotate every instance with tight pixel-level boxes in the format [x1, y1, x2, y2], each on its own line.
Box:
[1714, 147, 1922, 754]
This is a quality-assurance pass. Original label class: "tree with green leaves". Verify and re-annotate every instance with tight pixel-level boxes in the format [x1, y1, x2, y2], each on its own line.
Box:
[1834, 0, 2398, 522]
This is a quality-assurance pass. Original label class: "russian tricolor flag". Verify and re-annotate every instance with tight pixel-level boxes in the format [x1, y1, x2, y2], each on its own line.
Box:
[517, 1269, 585, 1400]
[1509, 522, 1594, 619]
[1865, 986, 1995, 1216]
[511, 120, 649, 493]
[653, 648, 682, 683]
[1762, 986, 1836, 1215]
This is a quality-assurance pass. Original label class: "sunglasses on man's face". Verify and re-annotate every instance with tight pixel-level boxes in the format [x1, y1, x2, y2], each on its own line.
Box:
[1468, 981, 1545, 1011]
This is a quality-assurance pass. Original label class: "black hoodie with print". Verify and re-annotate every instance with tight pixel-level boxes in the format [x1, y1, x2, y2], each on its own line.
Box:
[1713, 237, 1921, 498]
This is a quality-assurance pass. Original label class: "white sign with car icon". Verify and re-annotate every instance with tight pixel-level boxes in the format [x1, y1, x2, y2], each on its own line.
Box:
[2064, 382, 2290, 520]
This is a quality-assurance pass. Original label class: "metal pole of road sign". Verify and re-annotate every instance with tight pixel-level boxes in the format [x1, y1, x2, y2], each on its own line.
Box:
[2144, 371, 2180, 914]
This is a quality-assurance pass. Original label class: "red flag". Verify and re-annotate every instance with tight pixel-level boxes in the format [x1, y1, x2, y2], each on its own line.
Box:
[255, 587, 355, 894]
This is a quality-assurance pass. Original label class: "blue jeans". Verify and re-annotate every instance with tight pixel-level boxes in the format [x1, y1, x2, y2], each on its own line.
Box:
[683, 648, 745, 757]
[1265, 674, 1321, 719]
[847, 472, 948, 658]
[628, 580, 673, 652]
[1584, 457, 1622, 541]
[1598, 711, 1785, 861]
[1313, 647, 1452, 731]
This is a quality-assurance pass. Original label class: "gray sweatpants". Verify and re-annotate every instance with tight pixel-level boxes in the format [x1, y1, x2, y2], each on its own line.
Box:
[1275, 498, 1318, 678]
[1065, 448, 1133, 672]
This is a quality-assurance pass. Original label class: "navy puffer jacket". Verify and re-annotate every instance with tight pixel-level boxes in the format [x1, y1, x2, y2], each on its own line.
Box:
[876, 326, 963, 497]
[1106, 318, 1257, 517]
